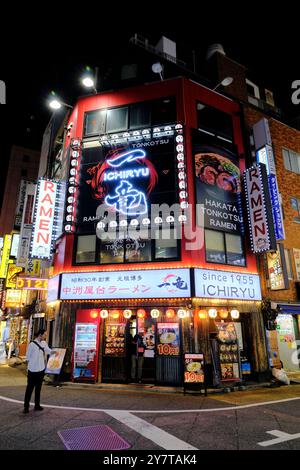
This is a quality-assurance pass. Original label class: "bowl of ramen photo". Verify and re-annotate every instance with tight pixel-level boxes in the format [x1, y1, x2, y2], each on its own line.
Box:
[160, 332, 176, 344]
[187, 362, 202, 373]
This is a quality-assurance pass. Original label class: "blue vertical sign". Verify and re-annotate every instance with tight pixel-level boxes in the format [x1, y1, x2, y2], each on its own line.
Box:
[268, 174, 285, 240]
[254, 119, 285, 241]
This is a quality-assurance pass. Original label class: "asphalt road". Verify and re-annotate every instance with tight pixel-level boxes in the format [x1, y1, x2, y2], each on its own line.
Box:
[1, 365, 300, 452]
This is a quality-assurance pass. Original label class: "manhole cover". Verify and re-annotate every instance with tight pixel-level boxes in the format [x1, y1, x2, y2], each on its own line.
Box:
[58, 425, 131, 450]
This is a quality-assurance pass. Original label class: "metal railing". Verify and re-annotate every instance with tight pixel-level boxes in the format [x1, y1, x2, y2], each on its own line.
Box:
[130, 34, 187, 69]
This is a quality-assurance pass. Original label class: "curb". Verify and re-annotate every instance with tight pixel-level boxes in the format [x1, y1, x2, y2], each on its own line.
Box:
[45, 380, 274, 396]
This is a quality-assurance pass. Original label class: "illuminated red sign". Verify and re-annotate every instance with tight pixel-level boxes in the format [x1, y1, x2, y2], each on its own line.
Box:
[30, 179, 61, 259]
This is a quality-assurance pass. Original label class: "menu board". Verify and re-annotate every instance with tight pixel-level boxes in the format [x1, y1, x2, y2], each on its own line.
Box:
[138, 318, 155, 358]
[45, 348, 66, 375]
[73, 323, 98, 379]
[215, 322, 241, 381]
[184, 354, 205, 383]
[104, 323, 126, 356]
[157, 323, 180, 356]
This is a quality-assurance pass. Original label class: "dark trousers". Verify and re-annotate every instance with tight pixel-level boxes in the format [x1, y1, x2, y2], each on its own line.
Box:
[24, 370, 45, 409]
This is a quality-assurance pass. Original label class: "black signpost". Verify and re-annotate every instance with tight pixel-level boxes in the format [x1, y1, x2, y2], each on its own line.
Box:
[183, 353, 207, 396]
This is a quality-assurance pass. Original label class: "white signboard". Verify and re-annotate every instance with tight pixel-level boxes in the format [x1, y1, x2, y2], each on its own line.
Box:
[60, 269, 191, 300]
[194, 268, 262, 301]
[17, 182, 36, 267]
[30, 179, 60, 259]
[243, 163, 276, 253]
[47, 275, 60, 303]
[10, 233, 20, 258]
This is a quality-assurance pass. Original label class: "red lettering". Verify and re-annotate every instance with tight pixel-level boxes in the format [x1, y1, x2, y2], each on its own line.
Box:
[250, 182, 260, 195]
[250, 194, 262, 209]
[254, 223, 266, 237]
[249, 167, 259, 180]
[40, 206, 53, 217]
[41, 193, 54, 204]
[253, 209, 264, 222]
[44, 181, 55, 193]
[39, 219, 50, 230]
[37, 233, 49, 244]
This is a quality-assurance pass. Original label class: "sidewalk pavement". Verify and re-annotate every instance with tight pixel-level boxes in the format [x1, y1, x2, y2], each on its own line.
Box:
[0, 362, 287, 396]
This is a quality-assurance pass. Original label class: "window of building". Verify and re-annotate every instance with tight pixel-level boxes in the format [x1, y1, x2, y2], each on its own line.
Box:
[284, 248, 294, 279]
[151, 98, 176, 125]
[205, 229, 246, 266]
[100, 239, 124, 264]
[83, 97, 176, 138]
[84, 109, 107, 137]
[290, 198, 300, 223]
[155, 228, 178, 260]
[75, 235, 97, 263]
[106, 107, 128, 134]
[129, 102, 151, 129]
[197, 103, 234, 143]
[283, 148, 300, 174]
[205, 230, 226, 264]
[124, 238, 152, 262]
[225, 233, 246, 266]
[22, 154, 30, 163]
[21, 169, 27, 177]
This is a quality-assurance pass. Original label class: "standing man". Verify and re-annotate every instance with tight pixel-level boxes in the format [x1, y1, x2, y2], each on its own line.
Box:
[23, 328, 53, 414]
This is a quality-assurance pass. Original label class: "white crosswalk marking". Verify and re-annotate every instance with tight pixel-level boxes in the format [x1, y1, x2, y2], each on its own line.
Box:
[258, 429, 300, 447]
[106, 410, 197, 450]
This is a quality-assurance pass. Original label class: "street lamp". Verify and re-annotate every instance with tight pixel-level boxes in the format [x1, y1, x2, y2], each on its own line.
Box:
[212, 76, 233, 91]
[48, 92, 73, 111]
[81, 66, 98, 93]
[152, 62, 164, 81]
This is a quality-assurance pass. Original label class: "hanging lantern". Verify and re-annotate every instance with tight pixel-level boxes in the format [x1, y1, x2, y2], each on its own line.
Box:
[230, 309, 240, 319]
[166, 308, 175, 318]
[219, 309, 229, 319]
[100, 309, 109, 319]
[123, 309, 132, 319]
[208, 308, 217, 318]
[137, 309, 146, 319]
[111, 309, 120, 319]
[150, 309, 160, 319]
[177, 309, 187, 319]
[90, 310, 98, 319]
[198, 309, 207, 319]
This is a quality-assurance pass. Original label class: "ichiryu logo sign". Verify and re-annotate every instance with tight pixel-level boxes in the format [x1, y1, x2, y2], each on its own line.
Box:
[0, 80, 5, 104]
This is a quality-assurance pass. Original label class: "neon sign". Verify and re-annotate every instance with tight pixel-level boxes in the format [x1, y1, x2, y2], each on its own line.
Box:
[107, 149, 146, 167]
[104, 149, 150, 217]
[105, 180, 148, 215]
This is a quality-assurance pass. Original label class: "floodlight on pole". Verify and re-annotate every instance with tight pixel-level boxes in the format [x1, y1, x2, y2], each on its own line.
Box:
[212, 76, 233, 91]
[48, 92, 73, 111]
[152, 62, 164, 81]
[81, 66, 98, 93]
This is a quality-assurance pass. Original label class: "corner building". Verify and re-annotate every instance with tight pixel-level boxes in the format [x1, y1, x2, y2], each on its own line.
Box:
[47, 77, 266, 386]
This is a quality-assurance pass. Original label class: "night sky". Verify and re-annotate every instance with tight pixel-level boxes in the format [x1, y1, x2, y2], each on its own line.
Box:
[0, 29, 299, 210]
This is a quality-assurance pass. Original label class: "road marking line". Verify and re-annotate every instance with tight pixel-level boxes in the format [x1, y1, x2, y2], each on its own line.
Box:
[258, 429, 300, 447]
[1, 394, 300, 414]
[105, 410, 197, 450]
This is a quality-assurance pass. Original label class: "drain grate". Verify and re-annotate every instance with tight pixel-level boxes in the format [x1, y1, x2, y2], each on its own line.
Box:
[58, 425, 131, 450]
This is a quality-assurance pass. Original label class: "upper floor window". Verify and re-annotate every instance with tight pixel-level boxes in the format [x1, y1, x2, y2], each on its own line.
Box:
[83, 97, 176, 138]
[197, 103, 234, 143]
[290, 197, 300, 223]
[283, 148, 300, 174]
[205, 229, 246, 266]
[106, 107, 128, 133]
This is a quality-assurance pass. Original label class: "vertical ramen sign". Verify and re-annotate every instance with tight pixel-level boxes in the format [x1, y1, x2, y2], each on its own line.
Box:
[30, 179, 61, 259]
[243, 163, 276, 253]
